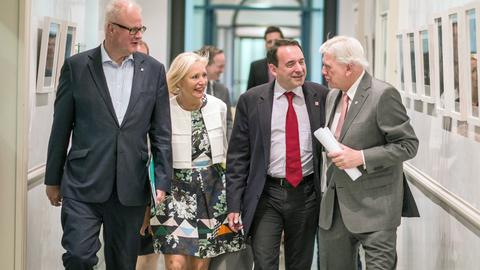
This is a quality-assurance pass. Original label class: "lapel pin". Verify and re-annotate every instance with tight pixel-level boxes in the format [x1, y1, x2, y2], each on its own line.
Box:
[140, 67, 144, 72]
[315, 101, 319, 106]
[354, 101, 358, 104]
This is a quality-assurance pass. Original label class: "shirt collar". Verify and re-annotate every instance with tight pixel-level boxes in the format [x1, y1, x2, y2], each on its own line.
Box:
[273, 80, 303, 99]
[101, 42, 134, 65]
[344, 70, 365, 100]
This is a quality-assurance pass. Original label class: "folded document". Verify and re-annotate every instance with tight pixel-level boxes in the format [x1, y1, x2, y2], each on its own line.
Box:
[314, 127, 362, 181]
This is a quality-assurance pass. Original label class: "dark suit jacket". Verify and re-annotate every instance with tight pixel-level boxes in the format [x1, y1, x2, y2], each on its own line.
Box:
[45, 46, 173, 207]
[319, 72, 419, 233]
[208, 81, 233, 139]
[226, 80, 329, 235]
[247, 58, 269, 90]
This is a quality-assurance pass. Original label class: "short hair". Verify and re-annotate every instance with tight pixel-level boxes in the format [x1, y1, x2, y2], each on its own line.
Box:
[266, 39, 303, 67]
[195, 45, 223, 66]
[138, 40, 149, 55]
[167, 52, 208, 95]
[104, 0, 141, 31]
[264, 26, 284, 40]
[319, 36, 369, 70]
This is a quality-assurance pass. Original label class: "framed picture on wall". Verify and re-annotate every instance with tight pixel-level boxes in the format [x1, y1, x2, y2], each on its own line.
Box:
[55, 21, 77, 89]
[36, 16, 62, 93]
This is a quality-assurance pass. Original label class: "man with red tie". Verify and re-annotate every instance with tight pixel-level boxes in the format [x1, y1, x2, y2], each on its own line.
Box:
[226, 39, 328, 270]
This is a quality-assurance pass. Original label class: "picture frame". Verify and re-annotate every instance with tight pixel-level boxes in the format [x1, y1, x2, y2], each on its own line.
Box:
[55, 21, 77, 90]
[463, 2, 480, 125]
[36, 17, 62, 93]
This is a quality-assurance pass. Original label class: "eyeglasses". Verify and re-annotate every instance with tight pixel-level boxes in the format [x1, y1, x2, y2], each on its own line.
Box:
[111, 22, 147, 35]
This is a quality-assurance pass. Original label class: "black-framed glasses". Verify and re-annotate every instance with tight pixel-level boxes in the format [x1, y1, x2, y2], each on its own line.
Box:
[111, 22, 146, 35]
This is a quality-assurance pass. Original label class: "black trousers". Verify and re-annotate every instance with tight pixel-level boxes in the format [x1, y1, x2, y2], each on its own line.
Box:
[250, 175, 319, 270]
[61, 190, 145, 270]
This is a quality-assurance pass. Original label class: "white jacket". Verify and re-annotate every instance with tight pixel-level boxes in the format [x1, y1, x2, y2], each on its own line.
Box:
[170, 94, 228, 169]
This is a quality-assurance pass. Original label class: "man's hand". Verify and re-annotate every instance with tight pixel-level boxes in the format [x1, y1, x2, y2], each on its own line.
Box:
[155, 189, 166, 206]
[46, 185, 62, 207]
[327, 144, 364, 170]
[227, 212, 243, 233]
[140, 206, 153, 236]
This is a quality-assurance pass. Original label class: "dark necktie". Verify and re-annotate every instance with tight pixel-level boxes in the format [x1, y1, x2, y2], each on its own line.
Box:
[284, 91, 303, 187]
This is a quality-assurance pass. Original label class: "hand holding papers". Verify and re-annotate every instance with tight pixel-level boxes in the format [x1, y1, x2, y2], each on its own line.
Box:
[314, 127, 362, 181]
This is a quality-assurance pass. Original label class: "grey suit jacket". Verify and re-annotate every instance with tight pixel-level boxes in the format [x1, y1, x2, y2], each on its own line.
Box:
[319, 72, 419, 233]
[45, 46, 173, 206]
[208, 81, 233, 139]
[227, 80, 329, 236]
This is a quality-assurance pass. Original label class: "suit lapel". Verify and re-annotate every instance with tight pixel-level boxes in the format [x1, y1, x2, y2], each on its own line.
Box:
[339, 73, 371, 141]
[326, 89, 342, 128]
[87, 46, 119, 127]
[258, 82, 274, 168]
[121, 52, 145, 127]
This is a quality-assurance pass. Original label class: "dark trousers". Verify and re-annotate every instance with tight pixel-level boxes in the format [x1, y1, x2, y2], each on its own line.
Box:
[318, 195, 397, 270]
[250, 175, 319, 270]
[61, 191, 145, 270]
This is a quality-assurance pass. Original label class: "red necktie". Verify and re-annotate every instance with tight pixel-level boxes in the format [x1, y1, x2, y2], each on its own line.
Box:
[284, 92, 303, 187]
[335, 93, 349, 139]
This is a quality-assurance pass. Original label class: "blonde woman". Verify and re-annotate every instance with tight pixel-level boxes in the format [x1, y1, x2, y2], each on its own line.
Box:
[150, 52, 244, 270]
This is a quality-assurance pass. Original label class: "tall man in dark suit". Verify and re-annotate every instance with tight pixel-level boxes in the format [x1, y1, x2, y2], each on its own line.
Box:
[318, 36, 419, 270]
[246, 26, 284, 90]
[196, 45, 233, 139]
[44, 1, 172, 269]
[227, 39, 328, 270]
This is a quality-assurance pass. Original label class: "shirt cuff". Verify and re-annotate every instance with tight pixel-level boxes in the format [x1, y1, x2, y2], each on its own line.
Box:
[361, 150, 367, 170]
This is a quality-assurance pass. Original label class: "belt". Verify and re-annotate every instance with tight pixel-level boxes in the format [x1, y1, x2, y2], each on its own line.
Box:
[266, 173, 314, 188]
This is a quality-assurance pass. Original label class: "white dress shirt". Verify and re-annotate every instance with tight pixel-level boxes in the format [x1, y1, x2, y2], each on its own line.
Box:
[268, 81, 313, 178]
[101, 44, 134, 125]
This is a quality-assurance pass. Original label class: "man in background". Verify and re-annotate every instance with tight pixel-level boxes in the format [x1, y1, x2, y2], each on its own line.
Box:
[246, 26, 284, 90]
[196, 45, 233, 139]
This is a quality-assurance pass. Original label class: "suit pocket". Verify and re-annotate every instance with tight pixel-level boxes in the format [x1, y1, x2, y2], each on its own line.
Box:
[361, 167, 394, 189]
[68, 149, 89, 160]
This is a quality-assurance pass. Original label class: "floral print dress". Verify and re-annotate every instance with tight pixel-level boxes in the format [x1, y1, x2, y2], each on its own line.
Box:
[153, 109, 245, 258]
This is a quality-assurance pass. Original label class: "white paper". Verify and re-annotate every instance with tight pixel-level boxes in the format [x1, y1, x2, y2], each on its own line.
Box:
[314, 127, 362, 181]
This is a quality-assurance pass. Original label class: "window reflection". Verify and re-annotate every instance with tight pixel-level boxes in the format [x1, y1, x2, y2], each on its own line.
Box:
[397, 34, 405, 91]
[450, 14, 460, 112]
[467, 9, 479, 117]
[421, 30, 431, 96]
[435, 18, 445, 107]
[408, 33, 416, 94]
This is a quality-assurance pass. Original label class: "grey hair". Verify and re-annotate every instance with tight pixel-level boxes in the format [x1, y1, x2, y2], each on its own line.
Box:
[319, 36, 369, 69]
[104, 0, 141, 31]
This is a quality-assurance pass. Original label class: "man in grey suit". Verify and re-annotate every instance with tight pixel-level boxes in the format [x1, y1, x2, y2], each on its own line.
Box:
[227, 39, 328, 270]
[317, 36, 419, 269]
[196, 45, 233, 139]
[44, 1, 172, 269]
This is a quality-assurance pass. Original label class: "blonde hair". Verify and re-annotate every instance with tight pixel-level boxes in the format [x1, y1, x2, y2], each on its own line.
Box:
[167, 52, 208, 95]
[319, 36, 369, 70]
[104, 0, 141, 32]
